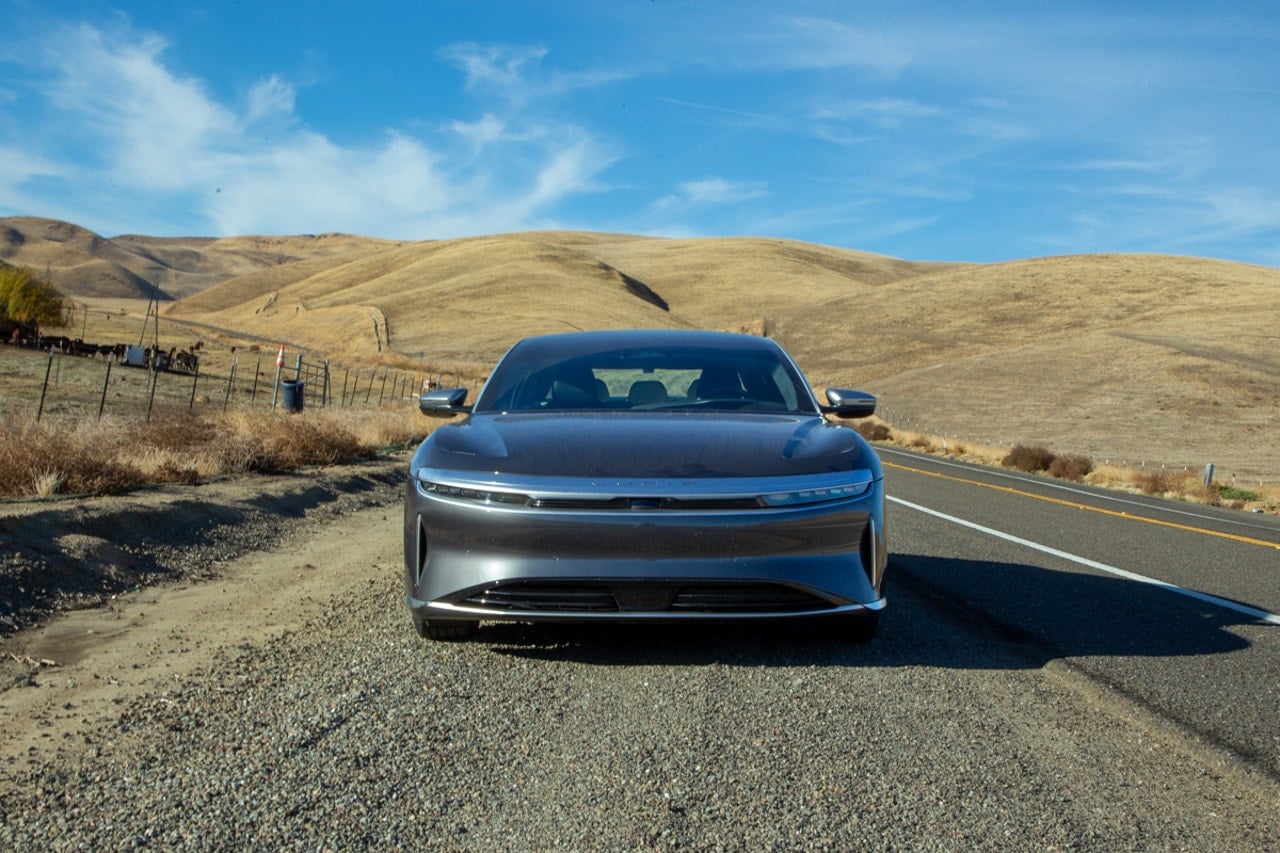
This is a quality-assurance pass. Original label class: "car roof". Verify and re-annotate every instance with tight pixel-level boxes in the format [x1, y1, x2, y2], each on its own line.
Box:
[508, 329, 785, 359]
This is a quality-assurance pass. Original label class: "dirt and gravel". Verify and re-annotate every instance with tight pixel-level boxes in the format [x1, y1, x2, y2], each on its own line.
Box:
[2, 457, 1279, 850]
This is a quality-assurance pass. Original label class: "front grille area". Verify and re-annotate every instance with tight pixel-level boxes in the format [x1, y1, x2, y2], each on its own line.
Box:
[455, 581, 835, 614]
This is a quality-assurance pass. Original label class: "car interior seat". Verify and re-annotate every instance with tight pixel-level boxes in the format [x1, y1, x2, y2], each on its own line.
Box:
[627, 379, 668, 407]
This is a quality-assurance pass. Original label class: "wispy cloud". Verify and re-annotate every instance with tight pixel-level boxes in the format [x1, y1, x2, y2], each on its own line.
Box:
[441, 42, 631, 104]
[0, 22, 619, 238]
[651, 178, 769, 213]
[740, 15, 913, 77]
[812, 98, 944, 128]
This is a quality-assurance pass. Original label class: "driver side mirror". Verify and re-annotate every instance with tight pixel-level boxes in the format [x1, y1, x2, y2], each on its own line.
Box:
[419, 387, 471, 417]
[821, 388, 876, 419]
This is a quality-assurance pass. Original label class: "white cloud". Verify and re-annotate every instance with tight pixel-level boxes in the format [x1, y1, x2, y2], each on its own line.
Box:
[746, 16, 913, 77]
[451, 114, 507, 152]
[440, 42, 630, 104]
[813, 98, 944, 128]
[651, 178, 770, 213]
[246, 75, 296, 125]
[3, 23, 619, 238]
[442, 43, 549, 94]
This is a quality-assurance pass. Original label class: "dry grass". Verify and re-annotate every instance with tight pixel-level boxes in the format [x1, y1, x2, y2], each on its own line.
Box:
[0, 405, 434, 498]
[868, 425, 1280, 514]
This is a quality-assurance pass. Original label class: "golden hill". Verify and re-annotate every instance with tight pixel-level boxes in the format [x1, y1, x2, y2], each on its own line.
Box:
[0, 216, 394, 300]
[8, 219, 1278, 479]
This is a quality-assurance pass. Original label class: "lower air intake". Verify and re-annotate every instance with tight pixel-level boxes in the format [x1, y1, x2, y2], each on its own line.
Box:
[456, 581, 834, 614]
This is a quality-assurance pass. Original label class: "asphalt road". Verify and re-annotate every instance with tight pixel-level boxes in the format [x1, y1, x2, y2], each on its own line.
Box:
[879, 446, 1280, 779]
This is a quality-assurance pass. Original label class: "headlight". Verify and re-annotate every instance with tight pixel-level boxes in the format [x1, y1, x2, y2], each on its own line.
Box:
[418, 479, 531, 506]
[759, 480, 872, 507]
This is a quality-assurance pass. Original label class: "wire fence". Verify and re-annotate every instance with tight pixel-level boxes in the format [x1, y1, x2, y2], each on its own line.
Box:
[0, 344, 485, 425]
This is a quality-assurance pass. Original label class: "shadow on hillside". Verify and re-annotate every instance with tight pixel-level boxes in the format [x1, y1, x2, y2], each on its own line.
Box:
[481, 553, 1260, 669]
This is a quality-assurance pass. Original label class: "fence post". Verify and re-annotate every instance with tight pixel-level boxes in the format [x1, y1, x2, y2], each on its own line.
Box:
[187, 363, 200, 411]
[146, 361, 159, 422]
[322, 360, 330, 407]
[36, 347, 55, 422]
[340, 367, 350, 406]
[378, 371, 389, 404]
[98, 356, 113, 419]
[250, 356, 261, 401]
[224, 357, 238, 411]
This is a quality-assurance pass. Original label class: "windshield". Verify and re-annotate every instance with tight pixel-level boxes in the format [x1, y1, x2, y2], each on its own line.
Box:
[475, 342, 818, 415]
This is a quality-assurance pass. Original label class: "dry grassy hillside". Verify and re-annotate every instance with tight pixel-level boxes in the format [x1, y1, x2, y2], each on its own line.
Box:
[0, 217, 393, 300]
[10, 218, 1278, 480]
[168, 234, 694, 366]
[167, 232, 954, 361]
[168, 232, 1278, 479]
[575, 234, 965, 327]
[769, 254, 1280, 477]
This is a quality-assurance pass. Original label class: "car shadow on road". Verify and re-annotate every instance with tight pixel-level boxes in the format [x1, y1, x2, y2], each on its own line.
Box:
[481, 553, 1264, 669]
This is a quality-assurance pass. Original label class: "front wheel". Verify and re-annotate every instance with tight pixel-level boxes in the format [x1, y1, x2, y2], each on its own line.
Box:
[412, 614, 479, 641]
[819, 611, 880, 643]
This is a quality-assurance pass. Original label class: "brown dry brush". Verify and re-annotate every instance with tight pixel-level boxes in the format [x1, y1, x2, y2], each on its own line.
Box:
[1001, 444, 1057, 473]
[0, 407, 433, 498]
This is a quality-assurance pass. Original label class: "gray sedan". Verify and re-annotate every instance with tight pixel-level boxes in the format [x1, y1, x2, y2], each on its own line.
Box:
[402, 329, 887, 642]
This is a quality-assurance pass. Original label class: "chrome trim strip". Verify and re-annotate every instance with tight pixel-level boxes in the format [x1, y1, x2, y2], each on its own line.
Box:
[408, 596, 887, 620]
[869, 518, 881, 588]
[415, 467, 876, 502]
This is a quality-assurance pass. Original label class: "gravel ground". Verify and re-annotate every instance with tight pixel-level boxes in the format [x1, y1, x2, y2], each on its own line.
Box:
[1, 460, 1278, 850]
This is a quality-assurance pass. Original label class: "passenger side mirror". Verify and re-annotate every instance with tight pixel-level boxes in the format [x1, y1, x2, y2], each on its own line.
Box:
[419, 387, 471, 417]
[822, 388, 876, 419]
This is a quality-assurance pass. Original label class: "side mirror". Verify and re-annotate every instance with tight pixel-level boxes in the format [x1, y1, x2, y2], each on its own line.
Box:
[419, 387, 471, 417]
[822, 388, 876, 419]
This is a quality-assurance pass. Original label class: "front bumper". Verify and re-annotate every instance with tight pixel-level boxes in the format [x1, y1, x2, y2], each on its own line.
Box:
[403, 468, 887, 624]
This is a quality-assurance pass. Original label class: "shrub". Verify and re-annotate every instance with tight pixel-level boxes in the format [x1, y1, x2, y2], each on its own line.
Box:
[1048, 454, 1094, 482]
[1002, 444, 1055, 473]
[1218, 485, 1261, 502]
[856, 421, 891, 442]
[1133, 470, 1175, 495]
[0, 405, 428, 498]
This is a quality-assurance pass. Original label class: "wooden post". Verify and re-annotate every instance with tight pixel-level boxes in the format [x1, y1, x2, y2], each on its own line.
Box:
[97, 356, 113, 419]
[36, 347, 54, 422]
[224, 357, 238, 411]
[188, 362, 200, 411]
[146, 360, 159, 422]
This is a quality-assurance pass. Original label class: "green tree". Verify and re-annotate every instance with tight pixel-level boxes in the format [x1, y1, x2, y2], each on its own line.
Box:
[0, 265, 67, 331]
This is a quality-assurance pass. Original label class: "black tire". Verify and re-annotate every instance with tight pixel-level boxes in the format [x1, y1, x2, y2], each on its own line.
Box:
[412, 615, 478, 641]
[819, 611, 880, 644]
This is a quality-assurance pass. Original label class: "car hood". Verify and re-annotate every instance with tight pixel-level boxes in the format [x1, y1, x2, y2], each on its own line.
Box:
[417, 412, 880, 479]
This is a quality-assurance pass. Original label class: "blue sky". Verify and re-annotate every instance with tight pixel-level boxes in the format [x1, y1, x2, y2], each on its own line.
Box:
[2, 1, 1278, 266]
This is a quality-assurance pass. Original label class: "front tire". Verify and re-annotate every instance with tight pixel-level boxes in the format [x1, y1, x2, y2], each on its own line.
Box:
[819, 611, 880, 643]
[412, 614, 479, 641]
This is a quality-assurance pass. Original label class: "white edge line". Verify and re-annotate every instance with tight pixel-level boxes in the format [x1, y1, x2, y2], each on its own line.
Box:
[888, 495, 1280, 626]
[877, 447, 1280, 534]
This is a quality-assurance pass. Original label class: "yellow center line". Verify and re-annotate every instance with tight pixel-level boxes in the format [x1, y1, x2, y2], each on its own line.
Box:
[884, 460, 1280, 550]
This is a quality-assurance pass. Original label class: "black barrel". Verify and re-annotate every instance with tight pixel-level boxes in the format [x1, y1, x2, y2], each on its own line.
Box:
[281, 379, 305, 413]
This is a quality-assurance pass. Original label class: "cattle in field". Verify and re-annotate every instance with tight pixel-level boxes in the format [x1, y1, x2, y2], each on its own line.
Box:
[38, 335, 73, 353]
[172, 350, 200, 374]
